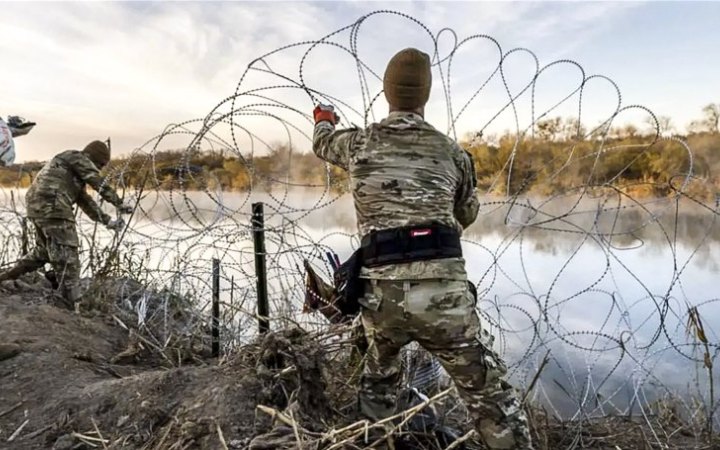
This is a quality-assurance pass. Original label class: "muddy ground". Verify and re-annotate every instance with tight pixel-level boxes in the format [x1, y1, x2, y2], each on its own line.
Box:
[0, 275, 716, 450]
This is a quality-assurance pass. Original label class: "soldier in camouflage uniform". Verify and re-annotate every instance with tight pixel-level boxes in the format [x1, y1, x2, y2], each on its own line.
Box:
[0, 141, 132, 307]
[312, 49, 533, 449]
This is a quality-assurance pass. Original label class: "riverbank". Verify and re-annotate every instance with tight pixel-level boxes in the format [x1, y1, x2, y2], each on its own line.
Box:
[0, 275, 715, 449]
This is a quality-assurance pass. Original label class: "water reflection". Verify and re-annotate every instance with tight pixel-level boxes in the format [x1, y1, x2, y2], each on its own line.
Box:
[1, 188, 718, 418]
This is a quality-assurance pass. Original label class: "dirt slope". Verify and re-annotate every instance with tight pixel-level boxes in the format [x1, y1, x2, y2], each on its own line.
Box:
[0, 276, 307, 450]
[0, 276, 716, 450]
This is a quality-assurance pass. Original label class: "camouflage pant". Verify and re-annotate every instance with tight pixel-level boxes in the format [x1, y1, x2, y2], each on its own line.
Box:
[358, 279, 533, 450]
[0, 219, 81, 303]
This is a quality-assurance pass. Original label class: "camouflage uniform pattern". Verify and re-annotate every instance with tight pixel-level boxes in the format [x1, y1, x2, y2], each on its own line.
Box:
[359, 279, 532, 449]
[313, 111, 478, 281]
[0, 150, 123, 304]
[26, 150, 121, 223]
[0, 219, 82, 304]
[313, 112, 533, 449]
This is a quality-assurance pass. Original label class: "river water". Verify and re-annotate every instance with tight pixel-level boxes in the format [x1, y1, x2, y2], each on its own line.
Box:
[1, 187, 719, 418]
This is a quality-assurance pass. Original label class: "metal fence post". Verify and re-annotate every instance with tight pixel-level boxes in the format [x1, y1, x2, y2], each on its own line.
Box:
[212, 258, 220, 357]
[252, 202, 269, 334]
[20, 217, 28, 255]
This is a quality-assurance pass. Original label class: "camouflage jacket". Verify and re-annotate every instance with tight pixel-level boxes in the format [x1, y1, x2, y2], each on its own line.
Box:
[313, 111, 480, 280]
[26, 150, 122, 224]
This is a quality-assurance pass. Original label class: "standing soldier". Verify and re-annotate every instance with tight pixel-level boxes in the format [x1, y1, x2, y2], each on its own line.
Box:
[0, 140, 132, 308]
[311, 49, 533, 449]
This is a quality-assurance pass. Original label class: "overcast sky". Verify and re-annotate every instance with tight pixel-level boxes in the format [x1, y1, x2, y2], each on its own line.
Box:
[2, 1, 718, 162]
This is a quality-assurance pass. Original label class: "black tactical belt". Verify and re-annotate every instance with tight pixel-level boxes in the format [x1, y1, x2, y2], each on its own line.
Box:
[330, 223, 464, 318]
[361, 223, 462, 268]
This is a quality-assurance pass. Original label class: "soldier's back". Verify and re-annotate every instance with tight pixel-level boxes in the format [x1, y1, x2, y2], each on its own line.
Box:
[352, 112, 471, 281]
[26, 150, 84, 221]
[350, 112, 464, 237]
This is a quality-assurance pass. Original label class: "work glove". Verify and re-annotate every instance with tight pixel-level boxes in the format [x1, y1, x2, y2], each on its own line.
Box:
[117, 202, 134, 214]
[106, 217, 125, 233]
[313, 104, 340, 125]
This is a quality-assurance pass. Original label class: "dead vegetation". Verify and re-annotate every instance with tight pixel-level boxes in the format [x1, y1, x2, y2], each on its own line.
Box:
[0, 275, 717, 450]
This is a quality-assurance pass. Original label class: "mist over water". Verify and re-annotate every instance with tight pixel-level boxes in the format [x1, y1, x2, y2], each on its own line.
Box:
[2, 188, 719, 417]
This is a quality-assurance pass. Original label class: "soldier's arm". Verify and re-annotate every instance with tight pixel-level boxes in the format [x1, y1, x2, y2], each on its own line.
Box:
[67, 153, 123, 207]
[453, 146, 480, 228]
[77, 190, 112, 225]
[312, 122, 362, 171]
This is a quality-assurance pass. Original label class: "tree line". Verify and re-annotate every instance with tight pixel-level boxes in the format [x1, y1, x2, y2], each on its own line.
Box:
[1, 103, 719, 199]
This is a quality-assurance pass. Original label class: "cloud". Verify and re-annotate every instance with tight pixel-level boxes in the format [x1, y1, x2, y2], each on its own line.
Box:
[0, 1, 688, 162]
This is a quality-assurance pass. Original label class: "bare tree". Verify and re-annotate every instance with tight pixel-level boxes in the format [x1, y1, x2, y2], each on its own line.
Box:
[562, 118, 587, 140]
[535, 117, 562, 141]
[644, 115, 674, 135]
[687, 120, 705, 134]
[621, 124, 639, 139]
[701, 103, 720, 133]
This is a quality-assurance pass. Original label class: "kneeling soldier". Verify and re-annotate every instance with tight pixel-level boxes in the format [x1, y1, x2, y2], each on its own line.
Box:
[311, 48, 533, 449]
[0, 140, 131, 308]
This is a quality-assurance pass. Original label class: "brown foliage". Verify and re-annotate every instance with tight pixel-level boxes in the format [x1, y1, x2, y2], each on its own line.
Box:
[1, 118, 718, 199]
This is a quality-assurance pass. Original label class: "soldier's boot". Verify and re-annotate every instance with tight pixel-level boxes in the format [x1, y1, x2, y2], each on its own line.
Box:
[445, 354, 535, 450]
[476, 413, 534, 450]
[358, 359, 403, 449]
[0, 343, 21, 362]
[359, 373, 402, 422]
[59, 285, 83, 311]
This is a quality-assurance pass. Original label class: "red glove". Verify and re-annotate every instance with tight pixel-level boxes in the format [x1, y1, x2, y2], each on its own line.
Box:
[313, 104, 339, 125]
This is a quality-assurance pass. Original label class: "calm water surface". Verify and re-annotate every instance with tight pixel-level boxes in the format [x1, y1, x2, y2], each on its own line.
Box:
[2, 188, 719, 416]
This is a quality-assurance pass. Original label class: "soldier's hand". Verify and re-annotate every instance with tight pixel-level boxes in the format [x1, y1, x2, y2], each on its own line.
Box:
[313, 104, 340, 125]
[106, 218, 125, 232]
[118, 202, 134, 214]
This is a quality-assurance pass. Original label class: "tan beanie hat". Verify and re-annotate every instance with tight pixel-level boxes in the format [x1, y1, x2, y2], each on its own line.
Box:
[383, 48, 432, 110]
[82, 140, 110, 169]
